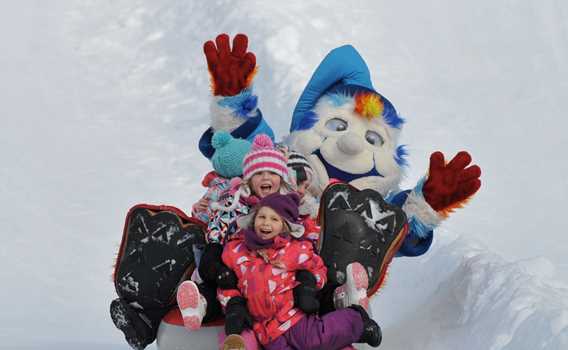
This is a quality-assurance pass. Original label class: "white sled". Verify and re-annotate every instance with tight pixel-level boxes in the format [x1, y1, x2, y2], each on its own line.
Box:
[155, 308, 262, 350]
[155, 308, 373, 350]
[156, 309, 223, 349]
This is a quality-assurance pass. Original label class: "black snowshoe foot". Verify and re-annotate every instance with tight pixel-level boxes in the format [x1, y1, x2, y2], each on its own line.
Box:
[114, 205, 205, 309]
[350, 304, 382, 347]
[319, 182, 408, 295]
[110, 298, 155, 350]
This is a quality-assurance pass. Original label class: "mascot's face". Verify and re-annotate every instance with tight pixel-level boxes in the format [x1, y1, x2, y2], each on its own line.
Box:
[287, 91, 405, 196]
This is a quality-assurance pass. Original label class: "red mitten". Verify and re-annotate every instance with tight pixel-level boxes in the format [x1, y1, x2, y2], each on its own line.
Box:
[203, 33, 257, 96]
[423, 151, 481, 215]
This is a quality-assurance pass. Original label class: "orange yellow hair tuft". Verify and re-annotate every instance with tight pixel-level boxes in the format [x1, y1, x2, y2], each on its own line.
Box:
[354, 92, 384, 119]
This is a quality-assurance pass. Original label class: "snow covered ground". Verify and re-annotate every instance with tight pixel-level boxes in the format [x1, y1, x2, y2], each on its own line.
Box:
[1, 1, 567, 349]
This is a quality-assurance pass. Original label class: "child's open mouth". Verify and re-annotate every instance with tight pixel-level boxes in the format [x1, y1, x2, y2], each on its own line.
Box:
[259, 228, 273, 238]
[259, 183, 273, 195]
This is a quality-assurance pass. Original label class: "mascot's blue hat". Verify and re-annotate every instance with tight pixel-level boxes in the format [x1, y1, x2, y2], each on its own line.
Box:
[290, 45, 402, 133]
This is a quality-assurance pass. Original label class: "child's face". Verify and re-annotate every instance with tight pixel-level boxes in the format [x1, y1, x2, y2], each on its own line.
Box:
[250, 171, 282, 198]
[296, 180, 310, 199]
[254, 206, 285, 240]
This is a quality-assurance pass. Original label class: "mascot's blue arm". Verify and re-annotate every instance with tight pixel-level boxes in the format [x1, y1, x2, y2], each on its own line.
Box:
[198, 90, 275, 159]
[388, 190, 434, 257]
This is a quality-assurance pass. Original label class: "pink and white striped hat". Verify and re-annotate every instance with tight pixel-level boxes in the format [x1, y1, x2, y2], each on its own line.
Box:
[242, 134, 288, 182]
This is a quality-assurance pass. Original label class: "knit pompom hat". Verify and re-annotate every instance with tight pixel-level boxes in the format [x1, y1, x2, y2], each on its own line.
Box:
[242, 134, 288, 182]
[211, 131, 252, 179]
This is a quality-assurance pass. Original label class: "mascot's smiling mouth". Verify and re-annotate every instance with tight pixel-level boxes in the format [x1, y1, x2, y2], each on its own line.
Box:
[312, 149, 383, 183]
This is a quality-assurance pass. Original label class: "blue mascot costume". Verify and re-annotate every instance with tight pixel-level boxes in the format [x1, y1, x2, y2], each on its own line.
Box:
[110, 33, 482, 350]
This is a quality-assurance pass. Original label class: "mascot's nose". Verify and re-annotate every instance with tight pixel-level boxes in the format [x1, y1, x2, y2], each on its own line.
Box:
[337, 132, 365, 155]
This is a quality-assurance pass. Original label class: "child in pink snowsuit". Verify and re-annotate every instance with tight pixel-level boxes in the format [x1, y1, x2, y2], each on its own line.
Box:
[218, 193, 382, 350]
[177, 133, 295, 330]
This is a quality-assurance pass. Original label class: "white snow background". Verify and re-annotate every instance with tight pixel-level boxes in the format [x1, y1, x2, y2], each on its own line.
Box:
[1, 0, 567, 349]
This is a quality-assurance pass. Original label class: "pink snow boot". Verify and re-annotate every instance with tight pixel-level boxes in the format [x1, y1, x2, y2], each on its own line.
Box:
[333, 262, 369, 310]
[176, 280, 207, 331]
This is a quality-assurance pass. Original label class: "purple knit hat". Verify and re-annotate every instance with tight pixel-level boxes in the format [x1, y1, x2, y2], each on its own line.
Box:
[237, 192, 305, 238]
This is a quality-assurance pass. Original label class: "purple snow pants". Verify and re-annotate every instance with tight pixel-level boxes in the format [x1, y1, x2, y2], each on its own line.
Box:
[263, 308, 363, 350]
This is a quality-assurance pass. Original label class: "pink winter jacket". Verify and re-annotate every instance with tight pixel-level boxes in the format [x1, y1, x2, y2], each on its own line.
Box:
[218, 232, 327, 345]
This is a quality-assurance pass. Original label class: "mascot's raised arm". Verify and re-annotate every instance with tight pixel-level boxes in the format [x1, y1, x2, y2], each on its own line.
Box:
[198, 33, 274, 161]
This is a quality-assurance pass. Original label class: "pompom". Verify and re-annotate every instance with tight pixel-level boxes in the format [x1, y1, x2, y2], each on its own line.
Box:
[212, 131, 232, 150]
[251, 134, 274, 150]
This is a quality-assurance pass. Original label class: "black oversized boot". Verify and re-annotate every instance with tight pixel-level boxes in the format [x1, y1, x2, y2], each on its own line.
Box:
[319, 182, 408, 295]
[110, 298, 156, 350]
[349, 304, 382, 347]
[112, 204, 206, 349]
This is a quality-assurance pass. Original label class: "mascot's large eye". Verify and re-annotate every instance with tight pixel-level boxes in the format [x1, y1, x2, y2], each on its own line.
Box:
[325, 118, 348, 132]
[365, 131, 384, 146]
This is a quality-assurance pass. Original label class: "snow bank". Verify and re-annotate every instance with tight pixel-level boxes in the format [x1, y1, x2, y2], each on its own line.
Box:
[2, 0, 568, 349]
[373, 231, 568, 349]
